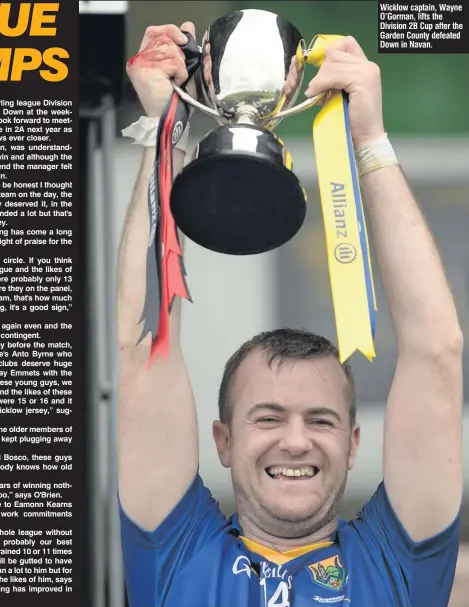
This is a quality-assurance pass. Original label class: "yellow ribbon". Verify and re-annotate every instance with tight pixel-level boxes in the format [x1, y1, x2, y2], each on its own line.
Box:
[305, 35, 377, 362]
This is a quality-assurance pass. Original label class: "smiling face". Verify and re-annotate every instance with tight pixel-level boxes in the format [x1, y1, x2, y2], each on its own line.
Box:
[213, 349, 360, 541]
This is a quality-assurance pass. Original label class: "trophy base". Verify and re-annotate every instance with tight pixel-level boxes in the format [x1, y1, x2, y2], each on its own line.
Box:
[170, 125, 307, 255]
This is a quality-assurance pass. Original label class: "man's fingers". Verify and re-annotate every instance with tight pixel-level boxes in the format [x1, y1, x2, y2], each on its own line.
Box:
[343, 36, 367, 59]
[158, 44, 186, 61]
[324, 35, 367, 60]
[326, 49, 366, 65]
[158, 24, 188, 45]
[130, 40, 185, 66]
[305, 37, 377, 99]
[180, 21, 196, 41]
[158, 59, 188, 85]
[127, 38, 188, 84]
[139, 24, 188, 51]
[305, 64, 355, 98]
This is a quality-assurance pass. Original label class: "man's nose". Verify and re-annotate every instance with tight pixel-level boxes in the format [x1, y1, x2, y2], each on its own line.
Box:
[278, 418, 312, 456]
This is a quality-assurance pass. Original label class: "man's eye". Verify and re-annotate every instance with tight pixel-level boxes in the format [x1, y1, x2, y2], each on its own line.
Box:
[311, 419, 333, 427]
[258, 417, 281, 423]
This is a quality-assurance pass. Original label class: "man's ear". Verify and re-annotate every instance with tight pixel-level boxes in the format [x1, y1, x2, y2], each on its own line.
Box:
[348, 424, 360, 471]
[213, 420, 231, 468]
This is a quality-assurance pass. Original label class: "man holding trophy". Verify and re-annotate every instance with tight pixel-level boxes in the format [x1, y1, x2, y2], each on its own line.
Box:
[118, 10, 463, 607]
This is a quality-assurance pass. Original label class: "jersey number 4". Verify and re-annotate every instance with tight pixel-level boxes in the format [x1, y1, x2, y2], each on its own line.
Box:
[260, 579, 290, 607]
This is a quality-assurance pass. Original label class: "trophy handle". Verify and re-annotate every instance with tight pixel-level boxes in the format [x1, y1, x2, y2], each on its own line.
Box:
[272, 92, 328, 121]
[273, 34, 344, 121]
[171, 39, 226, 121]
[172, 82, 223, 121]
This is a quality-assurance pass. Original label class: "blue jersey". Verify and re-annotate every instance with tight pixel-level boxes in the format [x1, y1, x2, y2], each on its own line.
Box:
[119, 474, 460, 607]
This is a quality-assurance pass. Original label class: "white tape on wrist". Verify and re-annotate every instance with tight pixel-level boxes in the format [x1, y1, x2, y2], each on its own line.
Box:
[121, 116, 190, 152]
[355, 133, 399, 177]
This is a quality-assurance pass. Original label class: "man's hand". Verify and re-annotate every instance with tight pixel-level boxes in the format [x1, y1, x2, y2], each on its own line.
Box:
[126, 22, 196, 118]
[305, 36, 385, 148]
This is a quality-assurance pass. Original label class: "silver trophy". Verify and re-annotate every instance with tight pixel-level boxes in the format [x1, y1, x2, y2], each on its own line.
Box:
[170, 9, 325, 255]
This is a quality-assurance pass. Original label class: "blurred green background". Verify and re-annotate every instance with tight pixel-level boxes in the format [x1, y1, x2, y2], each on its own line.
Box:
[233, 1, 469, 136]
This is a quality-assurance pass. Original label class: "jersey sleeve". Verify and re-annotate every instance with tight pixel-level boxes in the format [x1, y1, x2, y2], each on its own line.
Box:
[118, 473, 227, 607]
[357, 481, 461, 606]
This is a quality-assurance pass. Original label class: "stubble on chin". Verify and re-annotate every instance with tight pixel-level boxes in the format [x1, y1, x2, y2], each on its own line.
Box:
[233, 476, 345, 541]
[261, 490, 340, 538]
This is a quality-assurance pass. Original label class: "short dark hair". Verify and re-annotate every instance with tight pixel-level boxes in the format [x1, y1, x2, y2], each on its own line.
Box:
[218, 328, 356, 426]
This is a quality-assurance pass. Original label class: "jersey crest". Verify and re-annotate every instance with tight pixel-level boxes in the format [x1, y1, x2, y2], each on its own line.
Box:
[307, 554, 346, 592]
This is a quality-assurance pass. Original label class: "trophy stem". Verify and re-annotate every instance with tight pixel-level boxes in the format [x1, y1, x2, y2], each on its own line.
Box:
[235, 104, 260, 125]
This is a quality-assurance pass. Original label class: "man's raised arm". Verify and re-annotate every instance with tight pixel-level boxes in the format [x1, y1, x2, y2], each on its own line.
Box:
[306, 36, 463, 542]
[363, 162, 463, 541]
[117, 23, 198, 531]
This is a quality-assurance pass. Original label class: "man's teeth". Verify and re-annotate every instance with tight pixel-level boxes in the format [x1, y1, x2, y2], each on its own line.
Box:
[266, 466, 317, 478]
